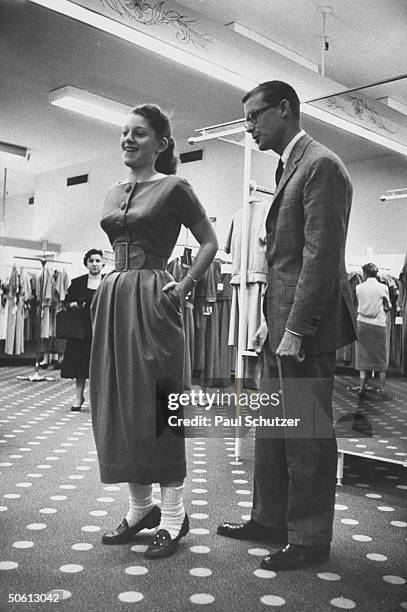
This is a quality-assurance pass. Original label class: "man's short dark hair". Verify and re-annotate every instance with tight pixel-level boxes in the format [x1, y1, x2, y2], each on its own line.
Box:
[242, 81, 300, 120]
[362, 262, 379, 278]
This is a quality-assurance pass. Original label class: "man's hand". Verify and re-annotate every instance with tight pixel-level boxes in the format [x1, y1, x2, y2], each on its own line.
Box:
[276, 330, 305, 363]
[252, 321, 268, 355]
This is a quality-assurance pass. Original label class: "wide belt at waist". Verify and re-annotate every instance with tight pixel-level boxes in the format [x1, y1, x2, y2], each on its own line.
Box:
[114, 243, 168, 271]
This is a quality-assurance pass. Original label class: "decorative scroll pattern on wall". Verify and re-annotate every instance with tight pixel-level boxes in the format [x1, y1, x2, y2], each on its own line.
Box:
[324, 93, 399, 135]
[100, 0, 212, 48]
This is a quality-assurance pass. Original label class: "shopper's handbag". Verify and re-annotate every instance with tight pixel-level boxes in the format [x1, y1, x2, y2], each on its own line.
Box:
[56, 307, 85, 339]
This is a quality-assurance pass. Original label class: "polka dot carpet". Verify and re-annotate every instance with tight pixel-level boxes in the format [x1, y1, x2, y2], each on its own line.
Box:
[0, 366, 406, 611]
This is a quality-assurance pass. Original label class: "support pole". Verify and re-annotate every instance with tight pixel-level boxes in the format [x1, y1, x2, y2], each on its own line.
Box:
[319, 6, 333, 77]
[234, 131, 252, 460]
[0, 167, 7, 236]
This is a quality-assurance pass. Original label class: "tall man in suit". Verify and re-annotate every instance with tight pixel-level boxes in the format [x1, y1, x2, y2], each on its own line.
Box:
[218, 81, 357, 570]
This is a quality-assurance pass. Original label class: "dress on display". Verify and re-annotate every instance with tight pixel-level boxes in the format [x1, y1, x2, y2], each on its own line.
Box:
[89, 176, 205, 484]
[60, 275, 97, 380]
[225, 198, 269, 350]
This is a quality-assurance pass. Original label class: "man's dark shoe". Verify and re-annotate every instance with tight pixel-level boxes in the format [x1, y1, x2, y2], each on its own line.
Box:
[217, 519, 287, 543]
[261, 543, 330, 571]
[102, 505, 161, 544]
[378, 391, 393, 401]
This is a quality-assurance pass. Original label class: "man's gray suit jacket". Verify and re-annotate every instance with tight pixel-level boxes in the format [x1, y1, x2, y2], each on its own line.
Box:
[264, 134, 357, 356]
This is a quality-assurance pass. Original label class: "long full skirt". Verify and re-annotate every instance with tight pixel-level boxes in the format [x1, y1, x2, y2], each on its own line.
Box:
[89, 269, 185, 484]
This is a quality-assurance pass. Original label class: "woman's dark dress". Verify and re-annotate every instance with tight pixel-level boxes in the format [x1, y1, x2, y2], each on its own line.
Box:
[89, 176, 205, 484]
[60, 275, 95, 380]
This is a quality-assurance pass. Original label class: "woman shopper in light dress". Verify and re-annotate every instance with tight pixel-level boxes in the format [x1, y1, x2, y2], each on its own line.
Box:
[355, 262, 392, 400]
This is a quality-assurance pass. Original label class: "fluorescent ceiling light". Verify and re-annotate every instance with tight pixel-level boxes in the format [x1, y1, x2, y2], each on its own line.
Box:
[0, 141, 28, 162]
[227, 22, 319, 73]
[29, 0, 258, 91]
[302, 102, 407, 157]
[377, 97, 407, 117]
[380, 193, 407, 201]
[0, 142, 30, 168]
[189, 126, 244, 144]
[380, 189, 407, 201]
[49, 86, 132, 126]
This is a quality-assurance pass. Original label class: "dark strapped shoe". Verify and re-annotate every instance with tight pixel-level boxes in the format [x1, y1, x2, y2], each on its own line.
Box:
[71, 395, 85, 412]
[261, 543, 330, 571]
[144, 513, 189, 559]
[102, 505, 161, 545]
[217, 519, 287, 544]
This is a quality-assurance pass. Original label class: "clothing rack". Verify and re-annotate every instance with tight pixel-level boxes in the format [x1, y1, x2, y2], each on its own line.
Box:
[255, 186, 274, 196]
[189, 125, 273, 460]
[189, 119, 276, 458]
[13, 255, 71, 382]
[249, 179, 274, 196]
[348, 263, 391, 271]
[13, 256, 72, 266]
[0, 263, 42, 271]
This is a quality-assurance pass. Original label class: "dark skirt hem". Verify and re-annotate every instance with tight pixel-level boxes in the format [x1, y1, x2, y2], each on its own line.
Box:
[99, 461, 187, 485]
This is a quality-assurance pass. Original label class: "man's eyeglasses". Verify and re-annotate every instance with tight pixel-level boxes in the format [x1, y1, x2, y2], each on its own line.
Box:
[244, 103, 276, 128]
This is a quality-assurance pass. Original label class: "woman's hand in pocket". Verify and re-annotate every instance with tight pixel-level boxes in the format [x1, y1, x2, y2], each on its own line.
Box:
[163, 281, 185, 303]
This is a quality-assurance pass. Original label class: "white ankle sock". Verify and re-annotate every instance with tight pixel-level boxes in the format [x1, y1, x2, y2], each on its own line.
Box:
[158, 484, 185, 539]
[125, 483, 154, 527]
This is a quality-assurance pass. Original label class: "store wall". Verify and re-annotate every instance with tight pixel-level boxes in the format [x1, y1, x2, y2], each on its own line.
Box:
[6, 140, 406, 277]
[176, 139, 276, 249]
[345, 153, 407, 275]
[32, 155, 122, 252]
[346, 153, 407, 257]
[30, 138, 276, 256]
[2, 193, 35, 240]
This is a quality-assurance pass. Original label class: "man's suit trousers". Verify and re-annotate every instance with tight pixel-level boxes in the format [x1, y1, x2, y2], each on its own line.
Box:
[252, 345, 337, 546]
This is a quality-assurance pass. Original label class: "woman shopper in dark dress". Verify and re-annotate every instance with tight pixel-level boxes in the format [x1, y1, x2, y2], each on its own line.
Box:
[89, 104, 218, 559]
[61, 249, 103, 411]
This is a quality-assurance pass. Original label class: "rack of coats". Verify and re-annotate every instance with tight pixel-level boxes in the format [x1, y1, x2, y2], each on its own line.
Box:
[168, 194, 272, 389]
[167, 254, 235, 388]
[0, 264, 70, 356]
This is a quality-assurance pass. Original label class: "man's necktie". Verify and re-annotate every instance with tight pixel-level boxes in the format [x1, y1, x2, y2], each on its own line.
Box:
[275, 158, 284, 187]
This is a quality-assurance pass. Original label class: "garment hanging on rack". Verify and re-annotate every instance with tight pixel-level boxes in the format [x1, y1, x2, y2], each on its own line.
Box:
[224, 198, 269, 284]
[4, 266, 32, 355]
[336, 271, 363, 366]
[216, 270, 234, 385]
[225, 198, 269, 351]
[5, 266, 19, 354]
[42, 269, 70, 355]
[1, 263, 70, 357]
[0, 282, 9, 341]
[167, 256, 196, 390]
[193, 260, 218, 379]
[33, 267, 53, 340]
[379, 274, 400, 368]
[399, 259, 407, 375]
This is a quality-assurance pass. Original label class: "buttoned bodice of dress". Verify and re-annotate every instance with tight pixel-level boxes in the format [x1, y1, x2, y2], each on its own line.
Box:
[101, 176, 205, 259]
